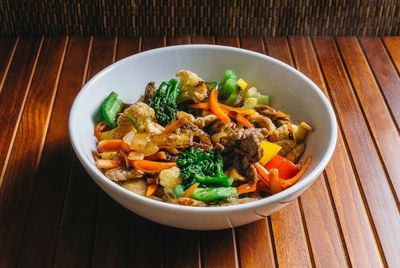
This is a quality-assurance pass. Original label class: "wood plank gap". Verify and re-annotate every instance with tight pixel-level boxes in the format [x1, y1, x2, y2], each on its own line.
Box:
[0, 37, 19, 95]
[381, 37, 400, 78]
[310, 37, 389, 267]
[231, 228, 240, 268]
[357, 37, 400, 132]
[0, 37, 44, 188]
[334, 37, 400, 209]
[321, 170, 352, 267]
[267, 217, 278, 268]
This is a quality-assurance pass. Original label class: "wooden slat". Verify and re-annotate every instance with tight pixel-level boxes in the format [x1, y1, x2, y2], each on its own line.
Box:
[382, 37, 400, 74]
[190, 36, 215, 44]
[264, 37, 313, 268]
[290, 36, 383, 267]
[237, 36, 276, 268]
[0, 37, 42, 185]
[167, 36, 191, 46]
[0, 37, 18, 94]
[17, 37, 91, 267]
[0, 37, 67, 267]
[313, 36, 400, 267]
[336, 36, 400, 200]
[53, 37, 116, 268]
[90, 37, 140, 268]
[200, 230, 238, 268]
[358, 37, 400, 127]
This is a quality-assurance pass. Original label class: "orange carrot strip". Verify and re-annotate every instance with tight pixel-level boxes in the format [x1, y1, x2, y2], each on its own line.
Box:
[269, 169, 282, 194]
[145, 151, 167, 161]
[182, 182, 200, 198]
[98, 139, 131, 153]
[280, 156, 312, 189]
[209, 89, 230, 123]
[235, 113, 254, 128]
[219, 104, 256, 115]
[254, 162, 270, 186]
[132, 160, 176, 173]
[189, 102, 209, 109]
[146, 184, 158, 197]
[96, 159, 121, 169]
[166, 148, 179, 155]
[237, 182, 257, 195]
[94, 121, 108, 140]
[162, 117, 189, 135]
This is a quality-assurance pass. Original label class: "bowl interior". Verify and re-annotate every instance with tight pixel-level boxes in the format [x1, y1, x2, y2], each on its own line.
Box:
[69, 45, 337, 209]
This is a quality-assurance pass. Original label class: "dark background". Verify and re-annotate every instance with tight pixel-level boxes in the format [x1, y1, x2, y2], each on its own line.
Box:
[1, 0, 399, 36]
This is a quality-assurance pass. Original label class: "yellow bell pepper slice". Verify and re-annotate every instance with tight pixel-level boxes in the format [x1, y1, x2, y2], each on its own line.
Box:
[237, 78, 248, 90]
[259, 141, 282, 165]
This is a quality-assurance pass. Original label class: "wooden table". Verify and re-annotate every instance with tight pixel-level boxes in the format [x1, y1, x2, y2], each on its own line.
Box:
[0, 36, 399, 268]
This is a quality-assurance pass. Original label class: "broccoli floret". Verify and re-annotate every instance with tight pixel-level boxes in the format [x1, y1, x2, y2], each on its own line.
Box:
[117, 101, 155, 132]
[150, 79, 180, 126]
[177, 148, 234, 188]
[176, 70, 208, 103]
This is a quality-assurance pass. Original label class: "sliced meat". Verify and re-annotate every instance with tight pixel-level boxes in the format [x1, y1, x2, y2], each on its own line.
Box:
[249, 113, 276, 131]
[255, 105, 291, 121]
[194, 114, 218, 129]
[268, 124, 294, 142]
[105, 168, 144, 182]
[286, 143, 305, 163]
[233, 155, 257, 180]
[144, 82, 157, 104]
[121, 179, 147, 196]
[180, 122, 213, 149]
[171, 197, 206, 207]
[275, 139, 297, 156]
[238, 133, 263, 162]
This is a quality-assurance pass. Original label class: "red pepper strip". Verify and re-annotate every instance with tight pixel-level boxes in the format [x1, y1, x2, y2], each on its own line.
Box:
[237, 182, 257, 195]
[132, 160, 176, 173]
[254, 162, 270, 187]
[264, 155, 298, 180]
[97, 139, 131, 153]
[280, 156, 312, 189]
[269, 169, 282, 194]
[209, 89, 231, 123]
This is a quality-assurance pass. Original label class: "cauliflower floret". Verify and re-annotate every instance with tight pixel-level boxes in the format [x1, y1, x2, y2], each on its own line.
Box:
[176, 70, 208, 103]
[159, 167, 182, 194]
[117, 102, 155, 132]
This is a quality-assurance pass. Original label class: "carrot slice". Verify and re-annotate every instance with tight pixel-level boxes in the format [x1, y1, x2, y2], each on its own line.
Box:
[219, 104, 256, 115]
[189, 102, 209, 109]
[162, 117, 189, 135]
[145, 151, 167, 161]
[94, 121, 108, 140]
[209, 89, 230, 123]
[146, 184, 158, 197]
[132, 160, 176, 173]
[237, 182, 257, 195]
[235, 113, 254, 128]
[182, 182, 200, 198]
[254, 162, 270, 186]
[280, 156, 312, 189]
[96, 159, 121, 169]
[166, 148, 179, 155]
[269, 169, 282, 194]
[97, 139, 131, 153]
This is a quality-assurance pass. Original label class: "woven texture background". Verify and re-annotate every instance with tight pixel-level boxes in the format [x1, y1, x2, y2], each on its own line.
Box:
[1, 0, 399, 36]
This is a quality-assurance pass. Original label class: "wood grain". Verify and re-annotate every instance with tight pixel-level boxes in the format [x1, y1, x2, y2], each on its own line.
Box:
[0, 37, 42, 185]
[382, 37, 400, 74]
[17, 37, 91, 267]
[53, 37, 116, 268]
[200, 230, 238, 268]
[313, 36, 400, 267]
[0, 37, 67, 267]
[264, 37, 313, 268]
[290, 36, 383, 267]
[358, 37, 400, 128]
[0, 37, 17, 94]
[336, 36, 400, 200]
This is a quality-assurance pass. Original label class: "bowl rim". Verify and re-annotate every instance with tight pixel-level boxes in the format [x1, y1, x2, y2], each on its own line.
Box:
[69, 44, 338, 213]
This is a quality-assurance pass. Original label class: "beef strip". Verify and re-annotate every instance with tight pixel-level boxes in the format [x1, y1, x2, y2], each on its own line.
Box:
[144, 82, 156, 104]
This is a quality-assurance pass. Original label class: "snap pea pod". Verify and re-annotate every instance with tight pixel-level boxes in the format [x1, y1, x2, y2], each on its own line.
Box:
[191, 187, 238, 202]
[101, 91, 123, 128]
[195, 175, 234, 187]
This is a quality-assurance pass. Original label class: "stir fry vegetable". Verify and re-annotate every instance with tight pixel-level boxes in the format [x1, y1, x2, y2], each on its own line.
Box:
[93, 69, 313, 207]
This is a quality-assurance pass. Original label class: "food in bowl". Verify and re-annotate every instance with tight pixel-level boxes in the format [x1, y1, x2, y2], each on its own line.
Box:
[93, 69, 313, 207]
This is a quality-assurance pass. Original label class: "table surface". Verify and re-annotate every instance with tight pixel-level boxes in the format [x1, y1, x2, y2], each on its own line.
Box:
[0, 36, 399, 268]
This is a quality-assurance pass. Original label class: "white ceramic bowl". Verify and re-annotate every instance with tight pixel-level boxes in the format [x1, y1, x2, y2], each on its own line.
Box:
[69, 45, 337, 230]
